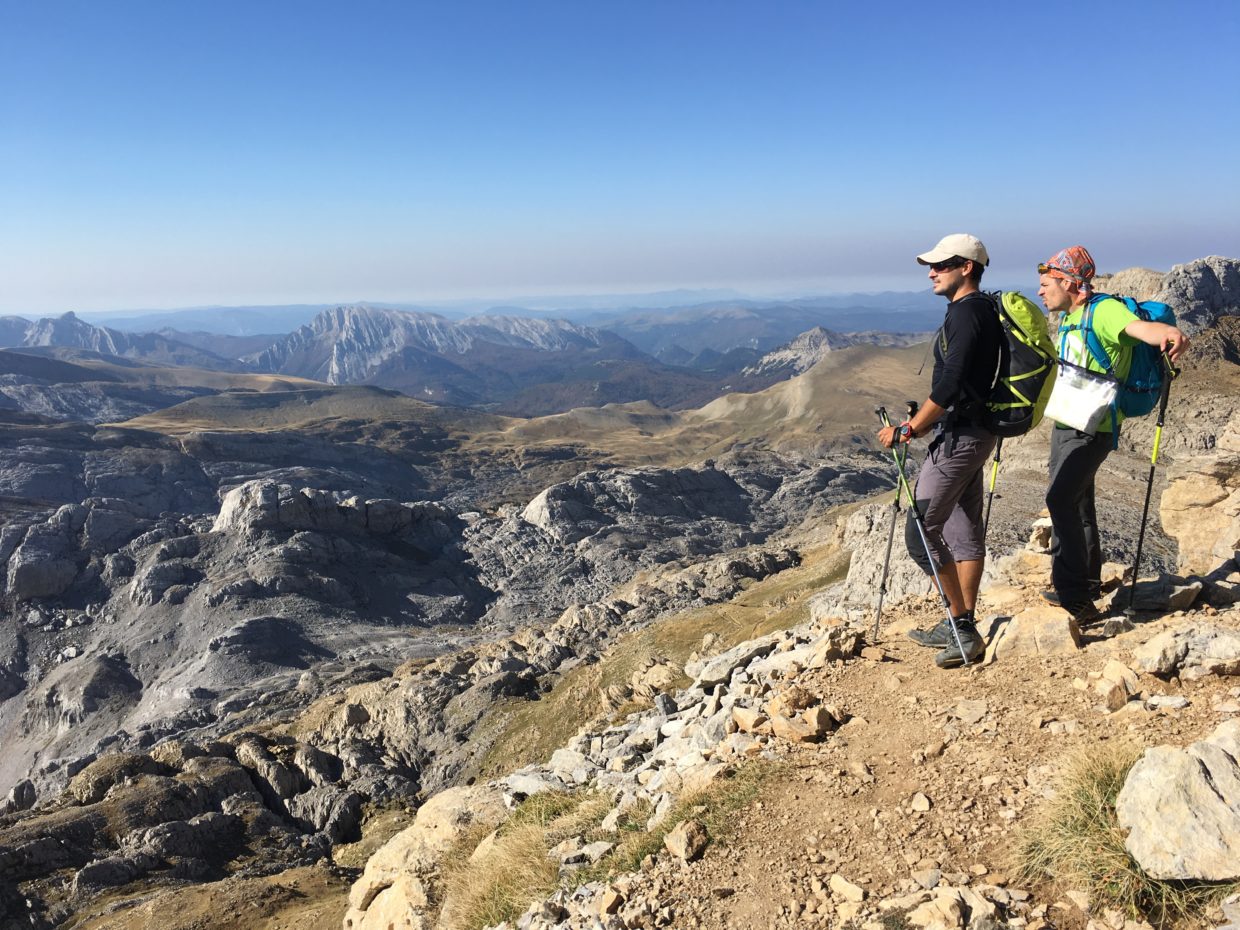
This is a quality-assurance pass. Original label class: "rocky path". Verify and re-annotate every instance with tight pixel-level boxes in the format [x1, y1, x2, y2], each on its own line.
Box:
[614, 600, 1240, 930]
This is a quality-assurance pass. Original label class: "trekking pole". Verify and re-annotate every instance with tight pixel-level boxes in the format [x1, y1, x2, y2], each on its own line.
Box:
[1125, 352, 1180, 618]
[876, 406, 972, 665]
[872, 400, 917, 640]
[981, 437, 1004, 543]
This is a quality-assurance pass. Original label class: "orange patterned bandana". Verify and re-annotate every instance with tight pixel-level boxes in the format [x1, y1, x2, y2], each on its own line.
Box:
[1038, 246, 1096, 286]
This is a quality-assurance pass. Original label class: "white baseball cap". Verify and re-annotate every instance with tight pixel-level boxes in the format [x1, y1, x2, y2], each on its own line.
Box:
[916, 233, 990, 267]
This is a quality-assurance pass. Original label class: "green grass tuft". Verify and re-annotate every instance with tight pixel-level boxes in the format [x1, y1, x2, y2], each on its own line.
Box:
[1016, 744, 1237, 926]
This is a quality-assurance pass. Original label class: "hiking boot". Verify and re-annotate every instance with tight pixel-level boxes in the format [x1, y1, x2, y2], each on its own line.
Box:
[1041, 587, 1102, 607]
[934, 621, 985, 669]
[908, 613, 972, 649]
[1064, 600, 1103, 625]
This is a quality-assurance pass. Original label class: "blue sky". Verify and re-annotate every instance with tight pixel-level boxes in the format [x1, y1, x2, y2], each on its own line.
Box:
[2, 0, 1237, 314]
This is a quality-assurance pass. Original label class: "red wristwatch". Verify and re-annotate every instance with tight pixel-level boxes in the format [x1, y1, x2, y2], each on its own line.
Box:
[898, 423, 913, 442]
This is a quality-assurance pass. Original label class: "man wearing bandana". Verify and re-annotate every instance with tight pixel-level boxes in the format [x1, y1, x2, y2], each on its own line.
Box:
[1036, 246, 1190, 621]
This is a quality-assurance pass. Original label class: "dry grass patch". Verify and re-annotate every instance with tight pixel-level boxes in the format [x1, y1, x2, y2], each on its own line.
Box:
[437, 791, 607, 930]
[1015, 744, 1236, 926]
[438, 764, 775, 930]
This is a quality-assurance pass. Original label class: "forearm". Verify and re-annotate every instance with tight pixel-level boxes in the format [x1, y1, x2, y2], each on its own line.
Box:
[908, 398, 947, 438]
[1125, 320, 1189, 358]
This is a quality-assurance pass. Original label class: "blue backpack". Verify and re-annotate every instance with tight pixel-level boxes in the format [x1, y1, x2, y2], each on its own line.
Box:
[1059, 293, 1176, 435]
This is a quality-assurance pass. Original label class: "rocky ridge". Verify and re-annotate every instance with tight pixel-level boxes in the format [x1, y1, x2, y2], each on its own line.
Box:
[740, 328, 925, 379]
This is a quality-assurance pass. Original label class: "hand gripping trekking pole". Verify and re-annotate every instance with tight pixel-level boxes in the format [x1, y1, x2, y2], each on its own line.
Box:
[1125, 351, 1180, 618]
[872, 401, 917, 640]
[876, 406, 972, 665]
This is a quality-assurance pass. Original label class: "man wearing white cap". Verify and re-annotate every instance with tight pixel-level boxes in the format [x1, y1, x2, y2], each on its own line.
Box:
[877, 233, 1002, 668]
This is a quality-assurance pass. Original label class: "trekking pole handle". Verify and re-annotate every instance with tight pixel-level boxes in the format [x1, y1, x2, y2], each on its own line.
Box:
[1161, 349, 1181, 380]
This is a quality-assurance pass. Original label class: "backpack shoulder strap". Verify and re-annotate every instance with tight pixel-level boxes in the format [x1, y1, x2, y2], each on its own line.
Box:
[1079, 294, 1117, 377]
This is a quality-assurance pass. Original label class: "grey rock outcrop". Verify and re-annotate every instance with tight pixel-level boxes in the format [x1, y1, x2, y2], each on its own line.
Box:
[1131, 624, 1240, 679]
[1154, 256, 1240, 336]
[741, 327, 924, 378]
[1116, 719, 1240, 880]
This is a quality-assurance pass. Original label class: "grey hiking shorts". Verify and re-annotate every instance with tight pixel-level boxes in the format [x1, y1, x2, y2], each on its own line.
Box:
[905, 428, 996, 572]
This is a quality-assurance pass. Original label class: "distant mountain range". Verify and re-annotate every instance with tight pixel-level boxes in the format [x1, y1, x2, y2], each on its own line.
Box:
[0, 312, 246, 371]
[0, 301, 935, 418]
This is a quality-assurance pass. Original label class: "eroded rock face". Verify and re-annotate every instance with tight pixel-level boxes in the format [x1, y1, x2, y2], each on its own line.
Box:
[1161, 412, 1240, 579]
[1116, 719, 1240, 881]
[0, 450, 878, 826]
[6, 512, 79, 600]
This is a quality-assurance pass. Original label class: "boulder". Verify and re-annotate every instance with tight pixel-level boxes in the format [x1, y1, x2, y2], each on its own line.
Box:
[72, 851, 157, 893]
[6, 523, 77, 600]
[663, 818, 708, 862]
[689, 633, 780, 688]
[285, 785, 362, 843]
[2, 779, 36, 814]
[233, 739, 304, 801]
[987, 606, 1081, 660]
[770, 706, 837, 743]
[1116, 719, 1240, 880]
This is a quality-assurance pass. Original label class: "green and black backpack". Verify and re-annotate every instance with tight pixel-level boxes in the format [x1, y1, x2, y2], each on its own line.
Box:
[970, 291, 1057, 437]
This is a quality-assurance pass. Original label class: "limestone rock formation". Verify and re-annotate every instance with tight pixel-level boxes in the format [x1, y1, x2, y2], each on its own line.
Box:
[342, 784, 508, 930]
[740, 326, 923, 378]
[1091, 267, 1165, 301]
[987, 606, 1081, 660]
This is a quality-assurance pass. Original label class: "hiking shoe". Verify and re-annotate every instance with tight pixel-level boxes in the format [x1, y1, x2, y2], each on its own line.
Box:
[934, 621, 985, 669]
[1064, 600, 1103, 625]
[1041, 587, 1102, 607]
[908, 614, 972, 649]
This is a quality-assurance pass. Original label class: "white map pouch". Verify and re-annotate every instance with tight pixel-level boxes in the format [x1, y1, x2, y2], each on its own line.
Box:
[1043, 360, 1118, 434]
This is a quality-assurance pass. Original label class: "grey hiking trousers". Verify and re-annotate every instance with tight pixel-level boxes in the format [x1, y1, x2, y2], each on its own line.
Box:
[905, 427, 996, 574]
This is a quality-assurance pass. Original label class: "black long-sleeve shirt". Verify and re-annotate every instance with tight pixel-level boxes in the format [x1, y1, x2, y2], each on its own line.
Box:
[929, 292, 1003, 426]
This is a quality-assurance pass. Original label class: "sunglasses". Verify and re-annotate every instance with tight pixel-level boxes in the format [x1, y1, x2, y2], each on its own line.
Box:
[929, 258, 967, 273]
